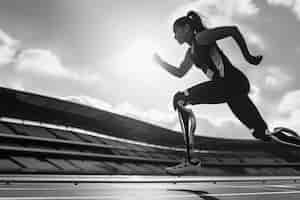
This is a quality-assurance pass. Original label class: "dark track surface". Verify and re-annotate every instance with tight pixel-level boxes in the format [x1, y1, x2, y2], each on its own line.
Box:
[1, 176, 300, 200]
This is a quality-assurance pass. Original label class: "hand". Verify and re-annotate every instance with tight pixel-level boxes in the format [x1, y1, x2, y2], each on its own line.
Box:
[153, 53, 164, 65]
[248, 55, 263, 65]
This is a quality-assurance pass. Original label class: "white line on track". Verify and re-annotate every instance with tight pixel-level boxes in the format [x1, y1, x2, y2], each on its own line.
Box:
[2, 175, 300, 183]
[0, 188, 76, 190]
[1, 190, 300, 199]
[0, 183, 299, 191]
[208, 190, 300, 197]
[209, 183, 300, 189]
[268, 185, 298, 188]
[0, 184, 297, 190]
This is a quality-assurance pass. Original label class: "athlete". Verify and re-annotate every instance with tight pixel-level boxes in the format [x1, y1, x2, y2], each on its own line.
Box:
[154, 11, 271, 174]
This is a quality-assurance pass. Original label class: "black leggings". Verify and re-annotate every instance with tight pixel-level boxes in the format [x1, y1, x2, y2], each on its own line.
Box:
[176, 69, 268, 132]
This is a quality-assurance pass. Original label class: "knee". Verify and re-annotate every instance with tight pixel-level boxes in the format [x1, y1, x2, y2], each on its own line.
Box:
[241, 78, 250, 94]
[245, 81, 250, 94]
[251, 129, 271, 141]
[252, 131, 262, 140]
[173, 91, 188, 111]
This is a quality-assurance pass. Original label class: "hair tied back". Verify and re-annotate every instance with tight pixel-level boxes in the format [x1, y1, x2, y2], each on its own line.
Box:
[186, 11, 197, 19]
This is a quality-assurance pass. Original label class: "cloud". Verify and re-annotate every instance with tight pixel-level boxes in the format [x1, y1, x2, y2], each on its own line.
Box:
[0, 32, 69, 76]
[108, 101, 250, 139]
[295, 1, 300, 16]
[0, 29, 20, 66]
[264, 67, 293, 90]
[63, 96, 177, 128]
[246, 30, 266, 50]
[11, 48, 104, 86]
[271, 110, 300, 132]
[144, 108, 176, 124]
[169, 0, 265, 49]
[278, 90, 300, 114]
[0, 45, 17, 66]
[173, 116, 251, 139]
[267, 0, 300, 20]
[279, 110, 300, 131]
[270, 89, 300, 132]
[242, 66, 294, 128]
[0, 29, 19, 46]
[0, 27, 104, 87]
[249, 84, 261, 103]
[62, 94, 256, 139]
[114, 102, 177, 127]
[267, 0, 294, 7]
[249, 66, 293, 92]
[0, 77, 25, 92]
[16, 49, 72, 78]
[10, 80, 25, 91]
[170, 0, 259, 21]
[63, 95, 114, 112]
[190, 104, 257, 139]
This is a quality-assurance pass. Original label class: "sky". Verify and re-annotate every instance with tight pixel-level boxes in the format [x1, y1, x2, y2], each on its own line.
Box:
[0, 0, 300, 139]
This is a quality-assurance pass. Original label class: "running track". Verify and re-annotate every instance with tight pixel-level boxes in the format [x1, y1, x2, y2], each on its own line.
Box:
[1, 175, 300, 200]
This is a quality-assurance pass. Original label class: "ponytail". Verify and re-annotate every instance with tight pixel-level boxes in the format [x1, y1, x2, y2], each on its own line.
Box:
[186, 11, 206, 33]
[173, 10, 206, 34]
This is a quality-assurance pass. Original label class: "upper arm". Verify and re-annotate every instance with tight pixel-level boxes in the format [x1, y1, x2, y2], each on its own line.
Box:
[195, 26, 237, 45]
[179, 48, 193, 76]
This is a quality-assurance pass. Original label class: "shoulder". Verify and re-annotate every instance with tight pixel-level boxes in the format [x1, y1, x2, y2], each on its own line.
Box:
[195, 26, 236, 45]
[195, 29, 211, 40]
[194, 29, 215, 45]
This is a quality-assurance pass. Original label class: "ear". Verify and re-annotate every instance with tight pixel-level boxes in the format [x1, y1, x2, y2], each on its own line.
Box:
[184, 24, 191, 32]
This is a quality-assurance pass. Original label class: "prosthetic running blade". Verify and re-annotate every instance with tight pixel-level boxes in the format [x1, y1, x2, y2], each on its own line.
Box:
[270, 127, 300, 148]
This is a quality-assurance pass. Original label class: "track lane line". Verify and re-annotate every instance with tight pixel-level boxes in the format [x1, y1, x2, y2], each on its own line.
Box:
[1, 190, 300, 199]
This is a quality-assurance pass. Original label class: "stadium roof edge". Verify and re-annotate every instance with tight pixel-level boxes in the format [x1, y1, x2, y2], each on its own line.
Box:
[0, 87, 266, 148]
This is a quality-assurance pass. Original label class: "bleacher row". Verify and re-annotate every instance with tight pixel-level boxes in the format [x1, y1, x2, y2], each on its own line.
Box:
[0, 120, 300, 176]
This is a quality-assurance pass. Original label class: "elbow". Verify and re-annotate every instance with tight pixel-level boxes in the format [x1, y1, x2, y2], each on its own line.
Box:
[177, 74, 184, 78]
[228, 26, 240, 41]
[176, 69, 185, 78]
[178, 72, 186, 78]
[173, 72, 183, 78]
[232, 25, 238, 30]
[230, 25, 238, 32]
[231, 26, 239, 36]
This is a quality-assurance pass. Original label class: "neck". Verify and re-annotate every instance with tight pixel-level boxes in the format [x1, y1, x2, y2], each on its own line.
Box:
[186, 35, 195, 46]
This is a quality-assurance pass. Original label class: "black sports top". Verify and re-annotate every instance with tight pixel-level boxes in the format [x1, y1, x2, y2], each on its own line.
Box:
[187, 36, 237, 80]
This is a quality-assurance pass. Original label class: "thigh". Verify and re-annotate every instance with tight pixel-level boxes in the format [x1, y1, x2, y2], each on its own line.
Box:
[186, 79, 228, 105]
[225, 67, 250, 96]
[227, 95, 268, 130]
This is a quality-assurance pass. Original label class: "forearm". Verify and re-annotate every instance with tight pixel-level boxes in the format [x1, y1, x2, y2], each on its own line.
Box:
[231, 27, 253, 61]
[159, 61, 183, 78]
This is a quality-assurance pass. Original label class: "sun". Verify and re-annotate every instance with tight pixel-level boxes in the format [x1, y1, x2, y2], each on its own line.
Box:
[126, 39, 157, 64]
[119, 38, 163, 78]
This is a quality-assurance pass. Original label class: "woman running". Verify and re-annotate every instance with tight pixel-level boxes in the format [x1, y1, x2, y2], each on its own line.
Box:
[154, 11, 270, 173]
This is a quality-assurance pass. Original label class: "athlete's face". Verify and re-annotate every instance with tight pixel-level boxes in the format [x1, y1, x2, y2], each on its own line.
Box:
[173, 24, 190, 45]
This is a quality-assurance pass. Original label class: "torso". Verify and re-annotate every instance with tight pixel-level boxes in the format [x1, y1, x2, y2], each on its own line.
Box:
[189, 41, 234, 80]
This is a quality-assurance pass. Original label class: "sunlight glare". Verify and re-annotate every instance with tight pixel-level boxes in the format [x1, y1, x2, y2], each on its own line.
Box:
[120, 38, 164, 79]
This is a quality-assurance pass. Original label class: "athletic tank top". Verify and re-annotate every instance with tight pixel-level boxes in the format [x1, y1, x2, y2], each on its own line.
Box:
[189, 40, 234, 80]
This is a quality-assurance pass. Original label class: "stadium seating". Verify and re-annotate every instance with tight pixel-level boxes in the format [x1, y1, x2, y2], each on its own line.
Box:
[0, 87, 300, 176]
